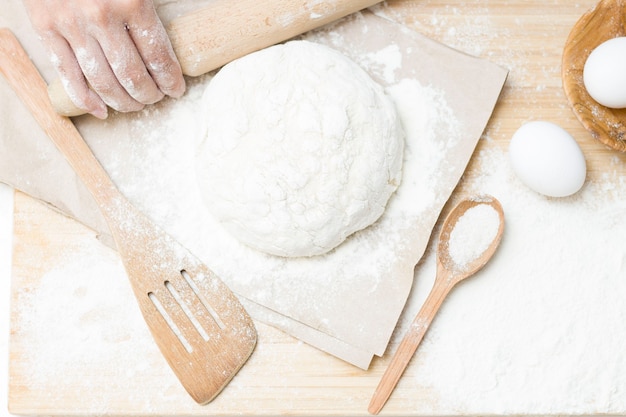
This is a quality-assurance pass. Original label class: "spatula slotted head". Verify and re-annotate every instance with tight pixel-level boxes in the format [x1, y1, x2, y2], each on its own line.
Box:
[0, 27, 256, 405]
[109, 200, 257, 404]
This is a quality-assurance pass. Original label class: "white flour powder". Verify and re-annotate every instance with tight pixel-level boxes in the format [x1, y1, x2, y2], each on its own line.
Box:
[394, 145, 626, 415]
[447, 203, 501, 269]
[13, 66, 464, 408]
[17, 39, 626, 415]
[12, 8, 626, 412]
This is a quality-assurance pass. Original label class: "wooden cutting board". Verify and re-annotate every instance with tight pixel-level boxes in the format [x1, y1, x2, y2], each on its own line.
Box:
[8, 0, 626, 415]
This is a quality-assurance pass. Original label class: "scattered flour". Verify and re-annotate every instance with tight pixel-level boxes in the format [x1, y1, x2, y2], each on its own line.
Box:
[10, 59, 468, 417]
[12, 6, 626, 414]
[13, 242, 178, 412]
[394, 145, 626, 415]
[364, 44, 403, 84]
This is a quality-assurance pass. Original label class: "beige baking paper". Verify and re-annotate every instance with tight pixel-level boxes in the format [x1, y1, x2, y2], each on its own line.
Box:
[0, 2, 507, 369]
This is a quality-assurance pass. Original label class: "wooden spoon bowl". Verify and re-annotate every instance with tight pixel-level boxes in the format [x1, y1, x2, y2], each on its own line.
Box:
[368, 195, 505, 415]
[562, 0, 626, 152]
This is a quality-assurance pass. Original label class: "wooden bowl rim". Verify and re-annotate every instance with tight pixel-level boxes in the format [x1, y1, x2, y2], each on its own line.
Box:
[561, 0, 626, 152]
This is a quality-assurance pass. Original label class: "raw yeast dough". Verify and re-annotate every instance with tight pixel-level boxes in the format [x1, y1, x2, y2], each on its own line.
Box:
[195, 41, 405, 257]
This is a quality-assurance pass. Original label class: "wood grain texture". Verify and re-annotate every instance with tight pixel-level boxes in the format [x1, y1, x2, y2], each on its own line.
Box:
[369, 197, 504, 414]
[10, 0, 626, 415]
[562, 0, 626, 152]
[48, 0, 382, 116]
[168, 0, 382, 76]
[0, 28, 257, 405]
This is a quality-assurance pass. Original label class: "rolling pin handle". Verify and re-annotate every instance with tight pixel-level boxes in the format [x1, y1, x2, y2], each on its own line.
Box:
[46, 0, 382, 117]
[47, 77, 88, 117]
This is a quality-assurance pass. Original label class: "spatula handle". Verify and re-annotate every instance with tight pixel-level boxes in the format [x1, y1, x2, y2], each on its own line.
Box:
[0, 29, 120, 208]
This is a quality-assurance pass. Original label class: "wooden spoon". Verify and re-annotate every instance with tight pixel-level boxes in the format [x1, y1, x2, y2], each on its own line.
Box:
[562, 0, 626, 152]
[0, 28, 257, 405]
[368, 195, 505, 415]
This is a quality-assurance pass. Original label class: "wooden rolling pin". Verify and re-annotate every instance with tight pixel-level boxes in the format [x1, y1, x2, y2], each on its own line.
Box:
[48, 0, 382, 116]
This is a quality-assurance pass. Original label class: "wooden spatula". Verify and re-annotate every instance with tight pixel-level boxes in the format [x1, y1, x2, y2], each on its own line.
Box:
[0, 28, 257, 405]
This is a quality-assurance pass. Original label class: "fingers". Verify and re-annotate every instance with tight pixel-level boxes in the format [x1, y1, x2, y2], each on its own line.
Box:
[126, 7, 185, 100]
[23, 0, 186, 118]
[82, 1, 185, 115]
[95, 24, 164, 109]
[51, 25, 148, 117]
[44, 33, 109, 119]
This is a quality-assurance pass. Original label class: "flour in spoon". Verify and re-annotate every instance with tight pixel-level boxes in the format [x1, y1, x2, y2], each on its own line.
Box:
[447, 202, 501, 269]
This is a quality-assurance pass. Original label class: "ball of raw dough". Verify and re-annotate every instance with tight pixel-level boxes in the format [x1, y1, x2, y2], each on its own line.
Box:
[195, 40, 404, 257]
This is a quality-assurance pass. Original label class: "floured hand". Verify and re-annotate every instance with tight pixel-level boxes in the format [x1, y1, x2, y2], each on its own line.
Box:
[22, 0, 186, 119]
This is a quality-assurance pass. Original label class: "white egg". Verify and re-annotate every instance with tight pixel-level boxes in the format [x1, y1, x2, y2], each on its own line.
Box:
[583, 36, 626, 109]
[509, 121, 586, 198]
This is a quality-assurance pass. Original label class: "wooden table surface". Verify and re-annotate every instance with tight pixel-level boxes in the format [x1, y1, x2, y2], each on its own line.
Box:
[8, 0, 626, 416]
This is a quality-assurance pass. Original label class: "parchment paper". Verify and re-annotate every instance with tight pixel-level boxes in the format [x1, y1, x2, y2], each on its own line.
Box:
[0, 1, 507, 368]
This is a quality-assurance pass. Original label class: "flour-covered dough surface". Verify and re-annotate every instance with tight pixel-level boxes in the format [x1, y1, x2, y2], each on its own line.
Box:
[195, 40, 404, 257]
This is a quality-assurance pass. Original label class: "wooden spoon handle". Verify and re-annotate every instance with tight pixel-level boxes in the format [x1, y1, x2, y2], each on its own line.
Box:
[368, 267, 453, 415]
[0, 29, 120, 208]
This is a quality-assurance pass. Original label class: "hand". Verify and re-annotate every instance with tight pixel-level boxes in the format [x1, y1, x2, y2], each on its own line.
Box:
[22, 0, 186, 119]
